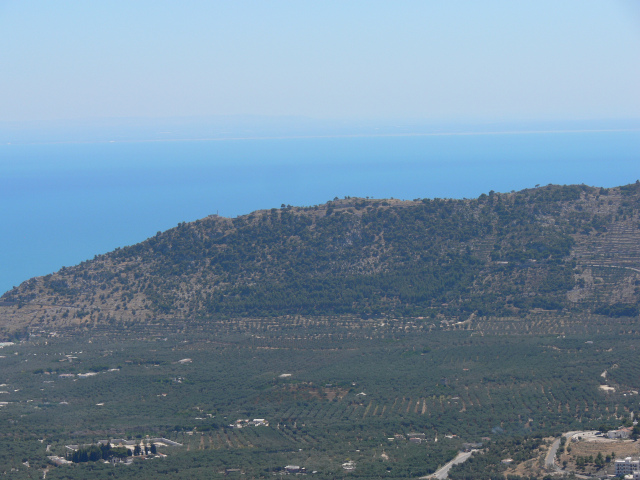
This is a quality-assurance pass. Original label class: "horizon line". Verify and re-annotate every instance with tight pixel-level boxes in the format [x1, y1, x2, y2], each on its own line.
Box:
[3, 127, 640, 146]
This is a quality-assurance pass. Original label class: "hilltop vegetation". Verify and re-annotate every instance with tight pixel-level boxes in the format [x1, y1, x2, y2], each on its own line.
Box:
[2, 182, 640, 336]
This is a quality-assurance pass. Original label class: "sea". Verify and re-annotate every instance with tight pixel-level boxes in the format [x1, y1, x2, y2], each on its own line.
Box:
[1, 130, 639, 294]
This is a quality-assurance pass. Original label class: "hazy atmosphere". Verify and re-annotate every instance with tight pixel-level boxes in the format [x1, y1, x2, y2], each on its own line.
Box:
[2, 3, 640, 479]
[1, 1, 639, 127]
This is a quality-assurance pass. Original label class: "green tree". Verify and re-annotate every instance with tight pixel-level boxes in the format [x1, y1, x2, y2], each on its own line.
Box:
[595, 452, 604, 467]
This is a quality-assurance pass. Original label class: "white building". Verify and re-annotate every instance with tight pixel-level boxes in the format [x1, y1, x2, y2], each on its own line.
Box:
[615, 457, 640, 476]
[342, 461, 356, 471]
[608, 427, 632, 439]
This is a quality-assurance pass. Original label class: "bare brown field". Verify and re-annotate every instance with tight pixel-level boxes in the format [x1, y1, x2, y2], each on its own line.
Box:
[567, 438, 640, 458]
[559, 439, 640, 476]
[506, 445, 547, 478]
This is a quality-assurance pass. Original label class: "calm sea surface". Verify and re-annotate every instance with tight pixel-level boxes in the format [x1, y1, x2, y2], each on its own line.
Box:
[1, 131, 639, 294]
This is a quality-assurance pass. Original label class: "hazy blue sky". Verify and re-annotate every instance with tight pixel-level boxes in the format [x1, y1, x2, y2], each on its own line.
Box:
[1, 1, 639, 124]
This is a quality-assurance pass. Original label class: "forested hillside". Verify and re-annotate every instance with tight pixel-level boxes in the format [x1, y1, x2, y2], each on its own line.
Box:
[2, 182, 640, 337]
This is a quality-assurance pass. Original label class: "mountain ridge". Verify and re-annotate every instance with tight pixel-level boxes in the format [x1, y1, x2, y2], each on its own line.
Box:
[2, 182, 640, 337]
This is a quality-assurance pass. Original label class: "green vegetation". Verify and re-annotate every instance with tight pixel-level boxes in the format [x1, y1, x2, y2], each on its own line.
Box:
[3, 183, 640, 334]
[0, 182, 639, 478]
[0, 314, 637, 479]
[449, 436, 546, 480]
[70, 442, 130, 463]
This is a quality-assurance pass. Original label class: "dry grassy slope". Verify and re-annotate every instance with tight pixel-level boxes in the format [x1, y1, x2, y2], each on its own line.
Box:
[1, 184, 639, 337]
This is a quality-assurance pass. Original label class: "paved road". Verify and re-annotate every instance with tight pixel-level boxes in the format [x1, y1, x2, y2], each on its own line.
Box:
[422, 430, 597, 480]
[422, 450, 474, 480]
[545, 438, 561, 470]
[545, 431, 598, 476]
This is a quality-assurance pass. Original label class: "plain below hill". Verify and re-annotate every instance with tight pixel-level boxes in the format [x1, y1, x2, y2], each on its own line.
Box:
[1, 182, 640, 337]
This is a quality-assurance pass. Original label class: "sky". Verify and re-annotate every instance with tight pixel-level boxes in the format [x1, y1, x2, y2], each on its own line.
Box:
[1, 0, 639, 126]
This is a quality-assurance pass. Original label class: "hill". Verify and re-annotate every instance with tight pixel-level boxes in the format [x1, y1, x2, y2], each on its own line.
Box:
[2, 182, 640, 337]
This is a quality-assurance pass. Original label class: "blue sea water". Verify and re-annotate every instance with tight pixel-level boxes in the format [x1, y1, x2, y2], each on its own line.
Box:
[1, 130, 639, 294]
